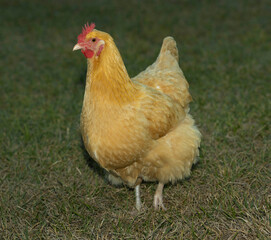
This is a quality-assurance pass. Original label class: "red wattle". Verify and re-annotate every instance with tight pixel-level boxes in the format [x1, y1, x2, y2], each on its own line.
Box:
[82, 49, 94, 58]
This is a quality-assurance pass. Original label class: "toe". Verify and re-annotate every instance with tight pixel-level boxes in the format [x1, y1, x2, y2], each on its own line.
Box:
[154, 195, 167, 211]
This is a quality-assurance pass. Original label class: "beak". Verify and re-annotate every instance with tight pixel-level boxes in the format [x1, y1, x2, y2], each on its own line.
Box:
[73, 43, 82, 51]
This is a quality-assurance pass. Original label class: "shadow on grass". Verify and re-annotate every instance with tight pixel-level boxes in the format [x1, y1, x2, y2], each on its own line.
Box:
[80, 139, 128, 190]
[80, 137, 107, 180]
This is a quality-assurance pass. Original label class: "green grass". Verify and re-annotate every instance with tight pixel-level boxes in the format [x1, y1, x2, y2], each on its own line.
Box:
[0, 0, 270, 239]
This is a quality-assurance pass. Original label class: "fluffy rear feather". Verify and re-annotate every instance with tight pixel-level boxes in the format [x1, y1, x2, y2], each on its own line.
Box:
[140, 114, 201, 183]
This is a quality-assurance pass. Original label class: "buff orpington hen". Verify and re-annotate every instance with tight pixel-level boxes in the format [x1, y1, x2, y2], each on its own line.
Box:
[73, 23, 201, 210]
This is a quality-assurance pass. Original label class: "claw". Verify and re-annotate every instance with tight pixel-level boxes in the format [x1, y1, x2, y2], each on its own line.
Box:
[153, 182, 167, 210]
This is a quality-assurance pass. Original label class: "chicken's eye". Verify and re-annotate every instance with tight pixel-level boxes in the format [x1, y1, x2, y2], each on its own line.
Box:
[92, 38, 96, 42]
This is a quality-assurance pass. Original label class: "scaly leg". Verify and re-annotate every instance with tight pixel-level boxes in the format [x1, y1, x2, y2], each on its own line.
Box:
[153, 182, 166, 210]
[134, 178, 143, 210]
[135, 184, 141, 210]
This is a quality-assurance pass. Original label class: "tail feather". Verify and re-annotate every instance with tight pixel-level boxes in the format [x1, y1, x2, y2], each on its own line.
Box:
[132, 36, 180, 76]
[154, 36, 180, 71]
[132, 36, 191, 109]
[159, 36, 179, 62]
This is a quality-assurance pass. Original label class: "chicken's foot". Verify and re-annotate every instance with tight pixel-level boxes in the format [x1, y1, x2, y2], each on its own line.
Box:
[154, 182, 166, 210]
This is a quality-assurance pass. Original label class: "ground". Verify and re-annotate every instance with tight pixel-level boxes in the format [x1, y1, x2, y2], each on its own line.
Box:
[0, 0, 270, 239]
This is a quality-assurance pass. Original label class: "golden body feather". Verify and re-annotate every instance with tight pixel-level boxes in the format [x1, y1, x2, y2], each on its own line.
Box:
[78, 29, 201, 209]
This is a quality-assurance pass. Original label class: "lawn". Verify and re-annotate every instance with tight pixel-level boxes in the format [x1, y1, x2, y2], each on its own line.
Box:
[0, 0, 270, 239]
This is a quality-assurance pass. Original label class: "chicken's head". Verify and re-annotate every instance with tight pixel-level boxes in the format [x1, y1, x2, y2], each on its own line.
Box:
[73, 23, 105, 59]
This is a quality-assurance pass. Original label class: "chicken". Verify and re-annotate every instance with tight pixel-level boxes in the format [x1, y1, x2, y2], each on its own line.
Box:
[73, 23, 201, 210]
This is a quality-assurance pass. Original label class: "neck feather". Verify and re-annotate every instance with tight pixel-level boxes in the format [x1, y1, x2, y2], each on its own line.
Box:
[86, 37, 136, 105]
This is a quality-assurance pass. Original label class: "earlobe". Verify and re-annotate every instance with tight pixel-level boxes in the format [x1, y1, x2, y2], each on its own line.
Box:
[95, 40, 105, 56]
[96, 44, 104, 56]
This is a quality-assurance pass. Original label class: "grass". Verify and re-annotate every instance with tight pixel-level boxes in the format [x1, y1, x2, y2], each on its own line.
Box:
[0, 0, 270, 239]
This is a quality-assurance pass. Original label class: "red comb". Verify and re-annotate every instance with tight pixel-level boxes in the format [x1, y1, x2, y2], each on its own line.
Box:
[77, 22, 95, 43]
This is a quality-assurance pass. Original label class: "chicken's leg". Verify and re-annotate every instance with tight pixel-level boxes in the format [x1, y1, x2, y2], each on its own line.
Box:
[154, 182, 166, 210]
[135, 178, 142, 210]
[135, 185, 141, 210]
